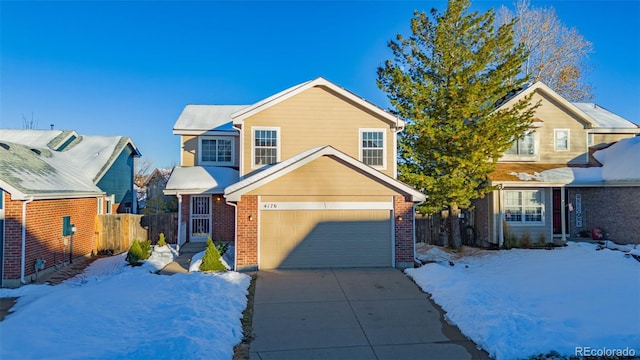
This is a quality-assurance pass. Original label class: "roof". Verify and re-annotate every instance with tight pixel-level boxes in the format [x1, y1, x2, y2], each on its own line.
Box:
[230, 77, 404, 129]
[173, 105, 247, 135]
[224, 146, 426, 202]
[164, 166, 239, 195]
[0, 129, 140, 200]
[492, 137, 640, 186]
[573, 103, 639, 132]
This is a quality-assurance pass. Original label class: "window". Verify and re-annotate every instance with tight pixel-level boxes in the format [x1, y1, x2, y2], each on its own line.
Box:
[252, 127, 279, 167]
[504, 190, 544, 224]
[587, 133, 594, 146]
[505, 132, 535, 155]
[360, 129, 385, 168]
[200, 137, 233, 165]
[554, 129, 569, 151]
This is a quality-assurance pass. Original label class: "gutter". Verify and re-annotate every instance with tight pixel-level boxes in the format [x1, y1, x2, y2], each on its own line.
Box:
[21, 197, 34, 284]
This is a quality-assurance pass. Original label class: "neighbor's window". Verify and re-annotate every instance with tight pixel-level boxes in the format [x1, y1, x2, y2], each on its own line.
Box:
[360, 129, 385, 168]
[554, 129, 569, 151]
[505, 132, 535, 156]
[200, 137, 233, 165]
[587, 133, 594, 146]
[253, 127, 279, 167]
[504, 190, 544, 224]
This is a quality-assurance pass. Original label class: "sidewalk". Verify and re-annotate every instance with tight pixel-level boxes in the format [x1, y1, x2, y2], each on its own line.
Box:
[158, 242, 207, 275]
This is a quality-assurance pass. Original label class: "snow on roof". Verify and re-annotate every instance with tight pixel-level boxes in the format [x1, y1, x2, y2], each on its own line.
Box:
[572, 103, 638, 129]
[0, 129, 139, 199]
[507, 137, 640, 184]
[164, 166, 239, 195]
[173, 105, 247, 134]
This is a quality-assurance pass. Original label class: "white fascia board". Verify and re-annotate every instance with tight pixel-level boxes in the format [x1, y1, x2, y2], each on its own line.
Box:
[498, 82, 596, 127]
[173, 129, 239, 136]
[164, 188, 225, 195]
[10, 191, 104, 201]
[491, 180, 569, 188]
[231, 77, 401, 127]
[225, 146, 426, 202]
[588, 128, 640, 134]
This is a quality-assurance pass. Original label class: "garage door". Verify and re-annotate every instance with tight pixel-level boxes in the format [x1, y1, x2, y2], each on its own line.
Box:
[260, 209, 392, 269]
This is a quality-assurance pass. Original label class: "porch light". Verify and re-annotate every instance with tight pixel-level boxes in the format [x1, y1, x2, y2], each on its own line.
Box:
[248, 215, 253, 221]
[397, 216, 403, 221]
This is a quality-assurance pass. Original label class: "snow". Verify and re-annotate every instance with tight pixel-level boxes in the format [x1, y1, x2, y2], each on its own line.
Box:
[0, 250, 250, 360]
[509, 137, 640, 184]
[164, 166, 239, 194]
[173, 105, 248, 132]
[406, 242, 640, 360]
[573, 103, 638, 129]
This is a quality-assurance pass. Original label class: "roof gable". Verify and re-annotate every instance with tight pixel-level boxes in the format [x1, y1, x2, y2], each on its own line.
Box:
[224, 146, 425, 202]
[230, 77, 403, 129]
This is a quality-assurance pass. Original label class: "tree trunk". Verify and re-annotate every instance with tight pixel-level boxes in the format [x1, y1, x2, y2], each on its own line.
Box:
[448, 204, 462, 248]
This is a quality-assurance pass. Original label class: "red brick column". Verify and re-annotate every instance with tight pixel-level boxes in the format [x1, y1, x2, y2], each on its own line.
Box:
[212, 196, 235, 242]
[394, 195, 415, 269]
[235, 195, 258, 271]
[180, 195, 190, 243]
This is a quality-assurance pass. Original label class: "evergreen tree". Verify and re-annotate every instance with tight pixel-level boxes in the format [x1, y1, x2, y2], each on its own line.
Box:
[377, 0, 538, 247]
[200, 238, 226, 272]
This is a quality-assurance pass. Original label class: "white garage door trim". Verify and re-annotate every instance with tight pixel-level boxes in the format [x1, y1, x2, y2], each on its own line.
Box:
[257, 197, 396, 269]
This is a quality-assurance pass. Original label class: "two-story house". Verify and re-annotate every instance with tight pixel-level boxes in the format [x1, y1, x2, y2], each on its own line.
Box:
[165, 77, 426, 271]
[0, 129, 140, 287]
[473, 82, 640, 247]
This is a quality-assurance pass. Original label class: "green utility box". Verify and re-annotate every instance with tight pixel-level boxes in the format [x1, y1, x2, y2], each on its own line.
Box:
[62, 216, 71, 236]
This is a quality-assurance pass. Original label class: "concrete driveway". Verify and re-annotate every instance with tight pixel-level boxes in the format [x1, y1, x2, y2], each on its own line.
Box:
[250, 268, 489, 360]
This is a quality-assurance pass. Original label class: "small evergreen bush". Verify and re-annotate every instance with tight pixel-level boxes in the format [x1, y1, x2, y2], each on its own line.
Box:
[200, 238, 226, 272]
[215, 241, 230, 256]
[139, 240, 152, 259]
[126, 240, 145, 265]
[157, 233, 167, 247]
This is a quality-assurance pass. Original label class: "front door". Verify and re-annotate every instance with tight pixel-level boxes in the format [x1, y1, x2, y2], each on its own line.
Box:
[190, 195, 211, 242]
[552, 188, 568, 235]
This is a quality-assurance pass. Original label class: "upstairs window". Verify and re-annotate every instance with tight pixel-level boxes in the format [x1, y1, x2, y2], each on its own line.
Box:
[505, 132, 535, 156]
[360, 129, 385, 168]
[253, 127, 280, 168]
[199, 137, 234, 165]
[505, 190, 544, 224]
[554, 129, 569, 151]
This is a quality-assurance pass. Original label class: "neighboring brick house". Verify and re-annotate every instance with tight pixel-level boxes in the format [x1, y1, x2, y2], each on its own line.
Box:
[472, 82, 640, 247]
[0, 129, 140, 287]
[165, 77, 426, 271]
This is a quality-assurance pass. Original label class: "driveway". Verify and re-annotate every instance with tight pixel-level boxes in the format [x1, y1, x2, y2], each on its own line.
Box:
[250, 268, 490, 360]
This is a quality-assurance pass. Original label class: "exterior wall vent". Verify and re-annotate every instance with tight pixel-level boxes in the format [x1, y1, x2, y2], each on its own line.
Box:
[31, 148, 42, 155]
[0, 143, 9, 150]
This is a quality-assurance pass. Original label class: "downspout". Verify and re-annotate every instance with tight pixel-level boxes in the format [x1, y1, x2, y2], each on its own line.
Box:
[176, 194, 183, 251]
[497, 185, 504, 248]
[225, 200, 238, 272]
[21, 197, 34, 284]
[412, 203, 418, 265]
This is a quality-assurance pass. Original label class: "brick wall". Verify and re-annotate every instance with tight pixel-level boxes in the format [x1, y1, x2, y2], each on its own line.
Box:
[394, 195, 414, 268]
[181, 194, 190, 241]
[235, 195, 258, 270]
[3, 193, 97, 286]
[212, 196, 235, 242]
[567, 187, 640, 244]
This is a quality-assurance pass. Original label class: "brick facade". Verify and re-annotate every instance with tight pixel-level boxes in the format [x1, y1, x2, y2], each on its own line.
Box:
[567, 187, 640, 244]
[394, 195, 415, 268]
[212, 196, 235, 242]
[235, 195, 258, 271]
[2, 192, 98, 287]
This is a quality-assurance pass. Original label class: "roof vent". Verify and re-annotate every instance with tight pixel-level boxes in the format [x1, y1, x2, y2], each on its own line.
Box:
[0, 143, 9, 150]
[31, 148, 42, 155]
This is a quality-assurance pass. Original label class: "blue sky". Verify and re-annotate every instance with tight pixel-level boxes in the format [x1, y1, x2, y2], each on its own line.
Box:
[2, 1, 638, 169]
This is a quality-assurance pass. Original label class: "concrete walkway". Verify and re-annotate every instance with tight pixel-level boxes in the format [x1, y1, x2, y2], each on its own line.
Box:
[158, 242, 207, 275]
[250, 268, 489, 360]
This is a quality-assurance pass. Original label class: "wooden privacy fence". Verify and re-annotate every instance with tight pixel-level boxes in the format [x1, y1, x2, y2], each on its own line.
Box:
[95, 213, 178, 254]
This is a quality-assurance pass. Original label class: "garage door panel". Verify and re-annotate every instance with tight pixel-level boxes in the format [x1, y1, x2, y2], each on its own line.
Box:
[260, 209, 392, 269]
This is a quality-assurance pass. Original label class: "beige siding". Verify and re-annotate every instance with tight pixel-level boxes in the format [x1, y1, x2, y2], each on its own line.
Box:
[260, 195, 391, 202]
[247, 156, 398, 196]
[592, 133, 636, 147]
[491, 187, 554, 244]
[181, 135, 197, 166]
[501, 92, 591, 165]
[241, 86, 396, 177]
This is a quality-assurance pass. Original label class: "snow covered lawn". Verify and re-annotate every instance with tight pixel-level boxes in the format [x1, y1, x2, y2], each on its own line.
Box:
[407, 242, 640, 360]
[0, 252, 250, 360]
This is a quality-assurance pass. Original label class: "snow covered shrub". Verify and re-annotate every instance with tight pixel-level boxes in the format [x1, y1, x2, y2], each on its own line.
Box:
[157, 233, 167, 247]
[200, 238, 226, 272]
[139, 240, 152, 258]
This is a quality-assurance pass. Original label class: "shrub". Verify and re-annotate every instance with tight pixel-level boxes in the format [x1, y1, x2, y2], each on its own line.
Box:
[520, 232, 532, 248]
[157, 233, 167, 247]
[503, 220, 518, 249]
[215, 241, 230, 256]
[200, 238, 226, 272]
[536, 233, 546, 246]
[139, 240, 152, 260]
[126, 240, 145, 265]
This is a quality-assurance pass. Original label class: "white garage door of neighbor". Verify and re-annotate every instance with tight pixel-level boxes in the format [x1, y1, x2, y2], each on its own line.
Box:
[260, 209, 392, 269]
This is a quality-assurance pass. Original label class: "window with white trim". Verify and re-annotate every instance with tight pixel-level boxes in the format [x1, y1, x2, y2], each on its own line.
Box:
[252, 127, 279, 167]
[360, 129, 385, 168]
[587, 133, 594, 146]
[505, 132, 535, 156]
[199, 137, 234, 165]
[504, 190, 544, 224]
[554, 129, 569, 151]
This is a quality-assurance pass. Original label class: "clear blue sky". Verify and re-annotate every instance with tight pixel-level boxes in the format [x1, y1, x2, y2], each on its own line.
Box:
[2, 1, 638, 169]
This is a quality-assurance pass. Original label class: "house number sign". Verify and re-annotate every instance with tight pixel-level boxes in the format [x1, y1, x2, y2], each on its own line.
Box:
[575, 194, 582, 228]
